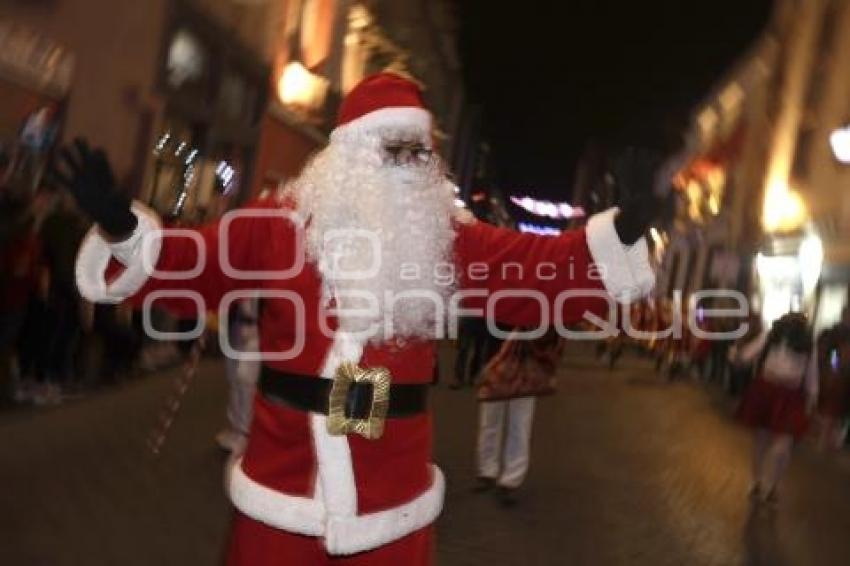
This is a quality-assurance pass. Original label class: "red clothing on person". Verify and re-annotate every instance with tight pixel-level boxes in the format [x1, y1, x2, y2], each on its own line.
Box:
[77, 198, 645, 561]
[75, 72, 655, 564]
[126, 199, 607, 538]
[0, 230, 41, 309]
[226, 516, 433, 566]
[734, 329, 817, 440]
[737, 375, 809, 438]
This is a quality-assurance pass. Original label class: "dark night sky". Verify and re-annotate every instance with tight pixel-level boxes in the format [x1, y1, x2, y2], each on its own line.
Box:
[456, 0, 773, 200]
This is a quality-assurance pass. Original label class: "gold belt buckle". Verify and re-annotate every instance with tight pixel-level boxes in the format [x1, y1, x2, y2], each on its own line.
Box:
[326, 361, 391, 440]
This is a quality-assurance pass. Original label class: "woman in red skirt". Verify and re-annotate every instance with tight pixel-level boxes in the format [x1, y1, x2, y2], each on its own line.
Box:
[736, 312, 818, 506]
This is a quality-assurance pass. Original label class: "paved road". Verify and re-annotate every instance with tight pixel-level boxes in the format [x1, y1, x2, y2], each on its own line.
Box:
[1, 346, 849, 565]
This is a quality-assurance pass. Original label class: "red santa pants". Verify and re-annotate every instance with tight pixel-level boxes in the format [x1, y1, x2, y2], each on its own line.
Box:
[225, 511, 433, 566]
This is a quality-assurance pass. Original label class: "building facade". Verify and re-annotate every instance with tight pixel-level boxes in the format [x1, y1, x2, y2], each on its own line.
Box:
[2, 0, 470, 220]
[660, 0, 850, 329]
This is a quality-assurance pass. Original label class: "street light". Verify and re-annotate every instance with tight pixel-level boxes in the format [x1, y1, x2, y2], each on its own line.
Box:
[829, 125, 850, 164]
[276, 61, 328, 111]
[798, 232, 824, 295]
[762, 180, 807, 233]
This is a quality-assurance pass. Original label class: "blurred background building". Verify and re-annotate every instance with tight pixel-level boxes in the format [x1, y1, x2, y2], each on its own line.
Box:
[1, 0, 488, 221]
[635, 0, 850, 331]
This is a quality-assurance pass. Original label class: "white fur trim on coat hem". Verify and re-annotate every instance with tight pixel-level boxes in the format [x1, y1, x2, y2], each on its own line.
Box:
[225, 329, 444, 554]
[226, 456, 445, 555]
[75, 202, 162, 303]
[330, 107, 431, 142]
[585, 207, 655, 304]
[323, 465, 445, 555]
[227, 456, 326, 536]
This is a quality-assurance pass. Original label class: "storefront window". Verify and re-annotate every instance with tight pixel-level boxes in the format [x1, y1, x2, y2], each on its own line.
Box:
[154, 4, 268, 218]
[148, 122, 199, 216]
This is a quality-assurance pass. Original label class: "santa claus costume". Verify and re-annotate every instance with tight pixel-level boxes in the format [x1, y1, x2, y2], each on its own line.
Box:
[66, 73, 656, 564]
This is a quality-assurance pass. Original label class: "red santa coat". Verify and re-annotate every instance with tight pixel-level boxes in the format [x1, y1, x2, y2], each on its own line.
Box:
[75, 198, 653, 555]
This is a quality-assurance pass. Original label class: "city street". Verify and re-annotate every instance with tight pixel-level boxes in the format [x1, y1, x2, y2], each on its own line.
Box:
[4, 1, 850, 565]
[1, 345, 849, 566]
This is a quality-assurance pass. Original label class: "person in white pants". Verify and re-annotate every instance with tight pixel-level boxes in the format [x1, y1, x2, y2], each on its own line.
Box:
[477, 396, 536, 501]
[475, 330, 562, 506]
[217, 298, 260, 454]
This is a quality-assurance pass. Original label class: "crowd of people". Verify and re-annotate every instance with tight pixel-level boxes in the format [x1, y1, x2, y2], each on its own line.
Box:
[1, 184, 99, 405]
[1, 181, 260, 475]
[0, 180, 218, 408]
[0, 101, 149, 406]
[451, 297, 850, 510]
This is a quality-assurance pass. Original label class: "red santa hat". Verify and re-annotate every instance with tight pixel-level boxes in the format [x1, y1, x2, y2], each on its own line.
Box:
[331, 72, 432, 139]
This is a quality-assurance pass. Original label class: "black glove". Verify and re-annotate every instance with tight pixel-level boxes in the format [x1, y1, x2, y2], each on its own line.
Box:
[610, 147, 665, 245]
[51, 138, 137, 239]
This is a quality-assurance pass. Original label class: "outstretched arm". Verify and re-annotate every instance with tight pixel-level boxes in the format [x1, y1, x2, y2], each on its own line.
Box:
[453, 147, 667, 328]
[454, 211, 655, 329]
[55, 139, 295, 317]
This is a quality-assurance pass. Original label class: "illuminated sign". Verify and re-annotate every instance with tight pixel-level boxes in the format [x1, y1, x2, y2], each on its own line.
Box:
[517, 222, 561, 236]
[510, 196, 585, 219]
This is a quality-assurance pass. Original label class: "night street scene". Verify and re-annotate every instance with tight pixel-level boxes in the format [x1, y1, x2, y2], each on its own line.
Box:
[2, 0, 850, 565]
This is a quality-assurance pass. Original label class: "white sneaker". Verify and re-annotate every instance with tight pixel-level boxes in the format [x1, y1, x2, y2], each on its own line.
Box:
[216, 429, 248, 454]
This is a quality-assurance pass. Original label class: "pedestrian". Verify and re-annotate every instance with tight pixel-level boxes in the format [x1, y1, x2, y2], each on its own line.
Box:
[815, 307, 850, 450]
[708, 315, 736, 384]
[449, 316, 474, 389]
[33, 190, 88, 404]
[689, 309, 713, 380]
[661, 301, 692, 380]
[736, 312, 818, 506]
[653, 297, 676, 371]
[64, 73, 658, 564]
[0, 200, 44, 401]
[475, 328, 563, 506]
[217, 298, 260, 454]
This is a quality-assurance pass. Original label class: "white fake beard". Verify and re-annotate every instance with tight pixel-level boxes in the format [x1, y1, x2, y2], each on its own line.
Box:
[294, 128, 457, 343]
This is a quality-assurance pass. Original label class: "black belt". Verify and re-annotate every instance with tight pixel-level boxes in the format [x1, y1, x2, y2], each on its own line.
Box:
[259, 365, 429, 420]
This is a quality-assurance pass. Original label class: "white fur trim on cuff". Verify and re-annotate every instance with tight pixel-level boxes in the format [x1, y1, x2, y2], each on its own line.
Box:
[227, 456, 326, 536]
[74, 202, 162, 303]
[585, 207, 655, 304]
[330, 107, 432, 142]
[324, 465, 445, 555]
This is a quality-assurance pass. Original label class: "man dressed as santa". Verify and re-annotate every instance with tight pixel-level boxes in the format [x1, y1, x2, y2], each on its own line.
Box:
[60, 73, 658, 564]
